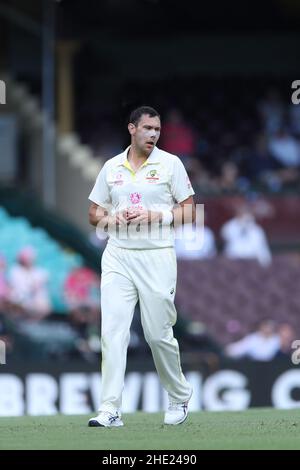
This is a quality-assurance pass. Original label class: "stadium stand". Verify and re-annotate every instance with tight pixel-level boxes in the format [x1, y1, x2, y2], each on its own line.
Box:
[0, 205, 83, 312]
[77, 77, 300, 197]
[1, 35, 299, 362]
[176, 255, 300, 346]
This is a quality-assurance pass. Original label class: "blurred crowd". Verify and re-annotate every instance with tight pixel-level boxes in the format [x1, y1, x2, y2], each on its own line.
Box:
[81, 84, 300, 196]
[0, 245, 101, 362]
[0, 238, 297, 364]
[0, 203, 287, 365]
[1, 80, 299, 364]
[225, 319, 296, 361]
[174, 203, 272, 267]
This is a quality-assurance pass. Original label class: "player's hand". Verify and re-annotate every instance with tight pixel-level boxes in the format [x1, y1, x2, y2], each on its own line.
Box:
[125, 209, 139, 221]
[126, 210, 161, 225]
[108, 210, 128, 226]
[116, 210, 129, 225]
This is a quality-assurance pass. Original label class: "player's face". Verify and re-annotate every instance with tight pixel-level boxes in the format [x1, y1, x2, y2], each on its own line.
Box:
[130, 114, 161, 156]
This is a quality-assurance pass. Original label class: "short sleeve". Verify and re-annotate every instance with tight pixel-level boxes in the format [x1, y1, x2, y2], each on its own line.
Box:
[171, 157, 195, 203]
[88, 163, 111, 208]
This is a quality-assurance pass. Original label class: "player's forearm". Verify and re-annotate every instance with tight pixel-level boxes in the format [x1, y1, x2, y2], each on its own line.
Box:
[89, 206, 110, 227]
[90, 214, 111, 228]
[172, 204, 195, 227]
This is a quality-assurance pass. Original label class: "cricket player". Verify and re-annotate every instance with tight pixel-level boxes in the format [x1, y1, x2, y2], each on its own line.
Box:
[88, 106, 195, 427]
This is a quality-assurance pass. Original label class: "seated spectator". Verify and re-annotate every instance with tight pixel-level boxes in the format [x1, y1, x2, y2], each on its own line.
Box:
[216, 161, 240, 193]
[175, 223, 217, 260]
[159, 109, 197, 159]
[0, 313, 14, 361]
[64, 267, 101, 360]
[258, 88, 285, 135]
[268, 128, 300, 188]
[246, 134, 279, 190]
[276, 323, 297, 359]
[221, 205, 272, 266]
[9, 246, 51, 321]
[0, 254, 9, 312]
[64, 266, 100, 310]
[187, 159, 218, 194]
[268, 129, 300, 167]
[226, 319, 280, 361]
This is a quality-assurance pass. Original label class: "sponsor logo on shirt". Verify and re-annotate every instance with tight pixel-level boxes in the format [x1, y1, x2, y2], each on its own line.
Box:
[113, 172, 124, 185]
[130, 192, 142, 205]
[146, 169, 160, 183]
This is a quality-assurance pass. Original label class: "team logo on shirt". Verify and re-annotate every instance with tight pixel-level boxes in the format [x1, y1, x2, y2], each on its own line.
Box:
[113, 172, 124, 185]
[146, 169, 159, 183]
[130, 192, 142, 205]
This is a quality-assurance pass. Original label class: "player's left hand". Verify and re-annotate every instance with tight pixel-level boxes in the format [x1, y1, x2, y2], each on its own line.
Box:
[126, 210, 160, 225]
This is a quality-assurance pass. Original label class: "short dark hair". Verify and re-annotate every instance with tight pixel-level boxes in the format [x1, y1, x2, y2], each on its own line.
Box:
[129, 106, 160, 126]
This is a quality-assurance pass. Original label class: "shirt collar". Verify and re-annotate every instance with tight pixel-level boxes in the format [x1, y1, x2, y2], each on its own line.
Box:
[117, 145, 161, 167]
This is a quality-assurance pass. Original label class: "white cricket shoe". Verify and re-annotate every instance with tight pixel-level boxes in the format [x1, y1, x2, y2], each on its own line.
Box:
[164, 399, 190, 425]
[88, 411, 124, 428]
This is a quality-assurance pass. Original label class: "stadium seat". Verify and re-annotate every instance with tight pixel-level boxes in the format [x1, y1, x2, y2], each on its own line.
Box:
[176, 256, 300, 344]
[0, 208, 83, 312]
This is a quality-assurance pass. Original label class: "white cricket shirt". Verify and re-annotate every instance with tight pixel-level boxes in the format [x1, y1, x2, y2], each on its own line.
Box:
[89, 146, 195, 249]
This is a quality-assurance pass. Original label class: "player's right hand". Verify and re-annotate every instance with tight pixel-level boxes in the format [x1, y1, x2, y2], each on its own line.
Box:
[114, 210, 130, 225]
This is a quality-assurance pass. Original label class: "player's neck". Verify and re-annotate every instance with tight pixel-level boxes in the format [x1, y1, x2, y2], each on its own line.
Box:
[127, 145, 148, 166]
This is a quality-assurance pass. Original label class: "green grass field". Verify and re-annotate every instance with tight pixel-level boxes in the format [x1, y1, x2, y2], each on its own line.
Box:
[1, 408, 300, 450]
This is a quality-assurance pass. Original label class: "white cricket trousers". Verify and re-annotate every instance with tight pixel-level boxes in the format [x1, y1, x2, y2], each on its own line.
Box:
[99, 243, 192, 413]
